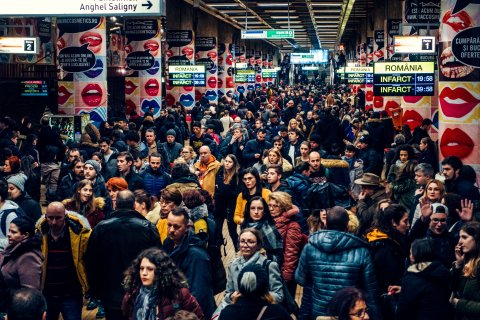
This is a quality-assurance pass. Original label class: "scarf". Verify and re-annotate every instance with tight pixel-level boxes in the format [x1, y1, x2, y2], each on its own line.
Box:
[247, 220, 283, 253]
[189, 203, 208, 222]
[133, 286, 156, 320]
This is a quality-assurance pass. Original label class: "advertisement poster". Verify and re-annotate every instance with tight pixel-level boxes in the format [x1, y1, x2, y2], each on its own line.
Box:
[166, 30, 194, 108]
[195, 37, 218, 105]
[234, 44, 246, 97]
[109, 28, 125, 67]
[217, 43, 226, 100]
[373, 30, 385, 62]
[388, 19, 402, 60]
[254, 50, 262, 90]
[57, 17, 107, 124]
[438, 0, 479, 177]
[124, 18, 162, 117]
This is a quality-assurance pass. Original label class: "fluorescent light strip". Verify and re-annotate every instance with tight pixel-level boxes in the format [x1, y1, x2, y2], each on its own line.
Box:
[257, 3, 289, 7]
[264, 9, 296, 13]
[311, 3, 343, 6]
[210, 3, 239, 7]
[270, 16, 300, 18]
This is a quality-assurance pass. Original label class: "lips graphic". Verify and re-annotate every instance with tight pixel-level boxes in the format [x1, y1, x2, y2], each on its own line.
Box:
[195, 90, 202, 101]
[147, 60, 160, 75]
[181, 47, 194, 58]
[366, 91, 374, 102]
[374, 96, 384, 109]
[217, 78, 223, 88]
[385, 100, 400, 115]
[239, 56, 246, 63]
[207, 52, 217, 59]
[125, 45, 133, 55]
[205, 90, 217, 101]
[141, 99, 161, 114]
[166, 93, 175, 106]
[440, 46, 474, 79]
[237, 86, 245, 94]
[442, 9, 472, 33]
[195, 53, 200, 61]
[440, 128, 474, 159]
[226, 77, 234, 88]
[439, 86, 480, 118]
[227, 67, 233, 77]
[179, 93, 194, 107]
[81, 83, 103, 107]
[84, 59, 103, 78]
[144, 79, 159, 96]
[57, 37, 66, 51]
[256, 59, 262, 65]
[183, 86, 193, 92]
[166, 49, 174, 58]
[165, 82, 173, 91]
[255, 74, 262, 83]
[125, 80, 138, 95]
[80, 31, 103, 54]
[403, 96, 423, 104]
[207, 77, 217, 89]
[144, 40, 159, 57]
[58, 85, 72, 105]
[126, 99, 137, 115]
[226, 55, 233, 66]
[403, 109, 423, 131]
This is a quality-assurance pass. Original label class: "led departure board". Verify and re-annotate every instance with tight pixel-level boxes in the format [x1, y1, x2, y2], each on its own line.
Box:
[262, 69, 277, 78]
[344, 67, 373, 85]
[20, 80, 48, 97]
[168, 65, 206, 86]
[235, 69, 255, 83]
[373, 62, 434, 96]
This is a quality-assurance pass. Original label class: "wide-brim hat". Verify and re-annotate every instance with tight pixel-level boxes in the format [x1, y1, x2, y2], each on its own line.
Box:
[354, 173, 380, 186]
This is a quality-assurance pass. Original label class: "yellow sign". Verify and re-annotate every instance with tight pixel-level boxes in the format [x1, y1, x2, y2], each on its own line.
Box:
[345, 67, 373, 73]
[374, 62, 434, 74]
[168, 65, 205, 73]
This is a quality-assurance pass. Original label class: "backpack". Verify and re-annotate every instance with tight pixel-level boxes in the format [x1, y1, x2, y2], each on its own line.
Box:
[262, 259, 299, 315]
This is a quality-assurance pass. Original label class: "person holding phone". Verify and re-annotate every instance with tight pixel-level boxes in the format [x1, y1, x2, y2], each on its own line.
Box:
[450, 221, 480, 319]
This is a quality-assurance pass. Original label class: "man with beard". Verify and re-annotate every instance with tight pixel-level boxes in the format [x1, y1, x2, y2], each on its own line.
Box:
[56, 157, 84, 201]
[140, 153, 171, 197]
[75, 159, 108, 198]
[242, 129, 272, 168]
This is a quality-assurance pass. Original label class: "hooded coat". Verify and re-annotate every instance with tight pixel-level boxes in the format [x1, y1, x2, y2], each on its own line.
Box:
[295, 230, 380, 320]
[397, 261, 454, 320]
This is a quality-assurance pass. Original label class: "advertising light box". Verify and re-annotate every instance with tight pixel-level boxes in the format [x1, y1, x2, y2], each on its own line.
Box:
[235, 69, 255, 83]
[291, 49, 328, 64]
[373, 62, 435, 96]
[394, 36, 436, 54]
[19, 80, 48, 97]
[168, 65, 206, 86]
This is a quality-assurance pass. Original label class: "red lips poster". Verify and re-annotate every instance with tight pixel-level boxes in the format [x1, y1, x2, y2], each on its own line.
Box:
[218, 43, 231, 100]
[438, 0, 480, 177]
[195, 37, 218, 105]
[56, 17, 107, 123]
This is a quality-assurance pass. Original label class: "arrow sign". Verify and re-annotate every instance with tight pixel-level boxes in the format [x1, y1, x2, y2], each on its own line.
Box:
[0, 0, 164, 16]
[142, 0, 153, 10]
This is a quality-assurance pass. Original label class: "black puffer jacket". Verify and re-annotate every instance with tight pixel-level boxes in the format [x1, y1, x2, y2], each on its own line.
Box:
[13, 193, 42, 223]
[397, 261, 454, 320]
[295, 230, 380, 320]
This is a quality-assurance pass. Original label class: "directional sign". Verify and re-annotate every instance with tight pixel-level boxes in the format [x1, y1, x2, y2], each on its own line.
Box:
[0, 37, 38, 54]
[394, 36, 436, 54]
[241, 29, 294, 40]
[0, 0, 164, 16]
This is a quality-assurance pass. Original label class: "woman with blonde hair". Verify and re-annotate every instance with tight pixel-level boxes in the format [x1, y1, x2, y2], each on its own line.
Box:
[412, 179, 445, 226]
[179, 146, 196, 172]
[261, 148, 293, 176]
[63, 179, 107, 228]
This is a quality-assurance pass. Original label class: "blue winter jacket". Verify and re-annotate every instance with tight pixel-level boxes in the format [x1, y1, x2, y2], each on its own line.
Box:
[295, 230, 380, 320]
[140, 166, 171, 197]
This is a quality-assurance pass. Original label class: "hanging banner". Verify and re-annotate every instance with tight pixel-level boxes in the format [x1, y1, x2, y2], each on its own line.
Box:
[57, 16, 107, 124]
[438, 0, 479, 177]
[124, 18, 161, 117]
[166, 30, 194, 108]
[195, 37, 217, 105]
[217, 43, 226, 100]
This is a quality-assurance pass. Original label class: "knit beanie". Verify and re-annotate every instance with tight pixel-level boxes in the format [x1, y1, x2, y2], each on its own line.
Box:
[166, 129, 176, 137]
[237, 263, 269, 298]
[7, 173, 27, 193]
[85, 159, 101, 175]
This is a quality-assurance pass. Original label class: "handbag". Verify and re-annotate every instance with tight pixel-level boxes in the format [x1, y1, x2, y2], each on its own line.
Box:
[256, 306, 267, 320]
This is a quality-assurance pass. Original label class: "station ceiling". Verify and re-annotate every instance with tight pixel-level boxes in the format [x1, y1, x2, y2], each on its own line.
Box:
[186, 0, 374, 51]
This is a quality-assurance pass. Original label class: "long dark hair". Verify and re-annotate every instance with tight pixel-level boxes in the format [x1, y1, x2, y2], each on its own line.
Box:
[460, 221, 480, 277]
[240, 167, 262, 199]
[372, 204, 407, 237]
[123, 248, 188, 301]
[327, 287, 367, 320]
[241, 196, 274, 229]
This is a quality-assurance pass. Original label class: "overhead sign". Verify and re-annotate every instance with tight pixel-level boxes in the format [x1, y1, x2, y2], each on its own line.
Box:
[394, 36, 436, 54]
[168, 65, 206, 86]
[0, 0, 164, 16]
[241, 29, 294, 40]
[20, 80, 48, 97]
[345, 67, 373, 85]
[291, 50, 329, 64]
[235, 69, 255, 83]
[374, 62, 435, 96]
[235, 62, 248, 69]
[0, 37, 38, 54]
[302, 66, 318, 71]
[262, 69, 277, 78]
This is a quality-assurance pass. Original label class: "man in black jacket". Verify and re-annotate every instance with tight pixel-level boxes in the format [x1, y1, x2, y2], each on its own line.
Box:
[111, 152, 145, 191]
[86, 190, 161, 320]
[242, 129, 272, 168]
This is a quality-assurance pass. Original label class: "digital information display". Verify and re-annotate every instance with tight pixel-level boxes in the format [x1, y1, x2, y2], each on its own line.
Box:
[344, 67, 373, 85]
[235, 69, 255, 83]
[262, 69, 277, 78]
[20, 80, 48, 97]
[168, 65, 206, 86]
[394, 36, 436, 54]
[373, 62, 434, 96]
[291, 49, 328, 64]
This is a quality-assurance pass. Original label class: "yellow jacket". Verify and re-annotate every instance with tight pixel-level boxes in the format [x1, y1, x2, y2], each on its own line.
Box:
[36, 212, 91, 294]
[193, 157, 221, 196]
[233, 188, 271, 225]
[156, 215, 168, 244]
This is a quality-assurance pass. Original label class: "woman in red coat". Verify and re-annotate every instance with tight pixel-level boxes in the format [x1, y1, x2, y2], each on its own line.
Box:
[268, 191, 305, 297]
[122, 248, 204, 320]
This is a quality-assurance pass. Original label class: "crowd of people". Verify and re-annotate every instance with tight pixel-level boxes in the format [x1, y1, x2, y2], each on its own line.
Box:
[0, 81, 479, 320]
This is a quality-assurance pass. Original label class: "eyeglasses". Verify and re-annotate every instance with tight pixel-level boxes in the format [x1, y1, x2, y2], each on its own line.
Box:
[349, 307, 368, 318]
[240, 239, 257, 246]
[431, 218, 447, 224]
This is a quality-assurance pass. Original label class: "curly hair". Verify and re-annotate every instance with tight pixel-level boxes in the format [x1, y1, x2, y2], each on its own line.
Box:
[123, 248, 188, 301]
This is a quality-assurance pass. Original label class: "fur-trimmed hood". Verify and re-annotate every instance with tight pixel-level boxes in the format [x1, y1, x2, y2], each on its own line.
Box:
[322, 158, 349, 169]
[62, 197, 106, 210]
